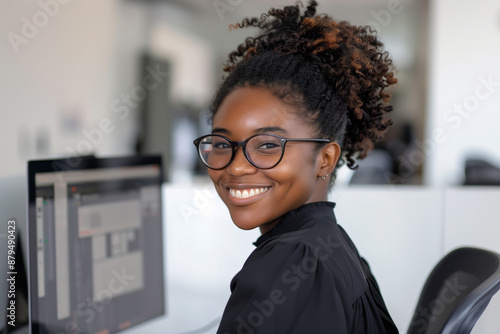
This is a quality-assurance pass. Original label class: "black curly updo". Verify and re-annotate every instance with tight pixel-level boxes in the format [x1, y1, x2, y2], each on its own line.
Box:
[210, 0, 397, 182]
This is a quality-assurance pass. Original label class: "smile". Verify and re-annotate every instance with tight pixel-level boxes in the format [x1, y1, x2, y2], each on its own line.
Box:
[229, 187, 269, 199]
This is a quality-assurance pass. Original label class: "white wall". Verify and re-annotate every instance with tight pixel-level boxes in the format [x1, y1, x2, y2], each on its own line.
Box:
[0, 1, 218, 180]
[332, 186, 443, 331]
[424, 0, 500, 185]
[0, 0, 122, 176]
[122, 184, 500, 333]
[2, 175, 500, 333]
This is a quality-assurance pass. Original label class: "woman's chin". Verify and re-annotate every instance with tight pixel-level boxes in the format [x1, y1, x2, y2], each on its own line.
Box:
[228, 210, 262, 230]
[229, 210, 280, 233]
[231, 217, 260, 230]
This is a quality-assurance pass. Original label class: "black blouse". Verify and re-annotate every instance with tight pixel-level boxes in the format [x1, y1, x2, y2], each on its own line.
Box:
[216, 201, 399, 334]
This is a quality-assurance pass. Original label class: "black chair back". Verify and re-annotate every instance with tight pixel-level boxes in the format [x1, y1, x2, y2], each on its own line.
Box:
[407, 247, 500, 334]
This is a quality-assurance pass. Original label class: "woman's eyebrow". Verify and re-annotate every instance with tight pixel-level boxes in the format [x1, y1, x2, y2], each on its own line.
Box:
[212, 127, 230, 134]
[255, 126, 289, 135]
[212, 126, 289, 135]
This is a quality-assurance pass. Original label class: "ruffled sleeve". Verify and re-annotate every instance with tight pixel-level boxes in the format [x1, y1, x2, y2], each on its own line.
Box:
[349, 257, 399, 334]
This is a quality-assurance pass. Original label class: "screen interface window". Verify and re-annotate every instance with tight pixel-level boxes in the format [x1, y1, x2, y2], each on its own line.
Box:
[32, 165, 164, 334]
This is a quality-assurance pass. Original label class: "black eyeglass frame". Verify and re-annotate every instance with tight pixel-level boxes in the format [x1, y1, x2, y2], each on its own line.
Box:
[193, 133, 330, 170]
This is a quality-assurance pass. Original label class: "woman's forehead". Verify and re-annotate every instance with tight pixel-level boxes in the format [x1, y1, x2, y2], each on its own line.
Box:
[212, 87, 307, 133]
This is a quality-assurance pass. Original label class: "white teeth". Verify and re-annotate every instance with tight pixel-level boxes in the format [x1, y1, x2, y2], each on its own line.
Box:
[229, 187, 269, 199]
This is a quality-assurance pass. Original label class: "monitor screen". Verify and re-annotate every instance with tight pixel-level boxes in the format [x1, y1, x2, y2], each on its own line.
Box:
[27, 155, 165, 334]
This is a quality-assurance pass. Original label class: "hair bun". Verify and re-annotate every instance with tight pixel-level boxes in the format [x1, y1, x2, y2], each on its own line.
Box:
[217, 0, 398, 174]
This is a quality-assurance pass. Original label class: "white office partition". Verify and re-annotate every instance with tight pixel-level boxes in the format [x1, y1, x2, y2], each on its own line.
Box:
[123, 184, 500, 334]
[332, 186, 443, 332]
[443, 187, 500, 334]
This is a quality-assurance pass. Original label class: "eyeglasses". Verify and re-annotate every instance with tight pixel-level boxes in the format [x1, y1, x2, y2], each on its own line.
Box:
[193, 134, 330, 170]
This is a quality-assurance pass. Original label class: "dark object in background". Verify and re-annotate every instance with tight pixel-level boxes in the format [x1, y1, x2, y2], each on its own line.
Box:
[349, 150, 394, 185]
[407, 247, 500, 334]
[135, 55, 172, 181]
[464, 159, 500, 186]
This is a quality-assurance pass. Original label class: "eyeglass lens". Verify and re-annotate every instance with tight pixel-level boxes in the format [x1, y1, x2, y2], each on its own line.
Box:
[198, 135, 283, 169]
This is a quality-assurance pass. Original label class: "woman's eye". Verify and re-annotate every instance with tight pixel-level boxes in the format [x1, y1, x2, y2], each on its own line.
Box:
[257, 142, 280, 149]
[214, 142, 230, 149]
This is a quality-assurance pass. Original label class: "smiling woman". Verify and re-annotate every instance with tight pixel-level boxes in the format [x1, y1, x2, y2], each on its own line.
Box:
[193, 1, 399, 333]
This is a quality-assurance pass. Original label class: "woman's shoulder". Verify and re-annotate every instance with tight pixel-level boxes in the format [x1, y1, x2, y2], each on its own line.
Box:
[231, 215, 377, 316]
[250, 215, 364, 277]
[256, 209, 355, 252]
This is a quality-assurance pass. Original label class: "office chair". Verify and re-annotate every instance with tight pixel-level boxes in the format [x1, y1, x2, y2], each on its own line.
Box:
[407, 247, 500, 334]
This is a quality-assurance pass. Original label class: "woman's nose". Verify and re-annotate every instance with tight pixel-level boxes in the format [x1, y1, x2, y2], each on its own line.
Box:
[226, 147, 258, 176]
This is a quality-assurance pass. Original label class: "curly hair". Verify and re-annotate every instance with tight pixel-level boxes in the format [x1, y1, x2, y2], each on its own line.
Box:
[210, 0, 397, 181]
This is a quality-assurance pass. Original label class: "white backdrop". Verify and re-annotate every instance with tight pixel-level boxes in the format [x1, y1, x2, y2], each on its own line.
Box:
[123, 184, 500, 334]
[3, 178, 498, 333]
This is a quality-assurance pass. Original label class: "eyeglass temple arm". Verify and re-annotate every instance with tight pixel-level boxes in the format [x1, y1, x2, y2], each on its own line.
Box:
[285, 138, 330, 143]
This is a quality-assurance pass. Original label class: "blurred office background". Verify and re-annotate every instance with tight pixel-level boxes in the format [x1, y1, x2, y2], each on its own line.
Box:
[1, 0, 500, 333]
[1, 0, 499, 185]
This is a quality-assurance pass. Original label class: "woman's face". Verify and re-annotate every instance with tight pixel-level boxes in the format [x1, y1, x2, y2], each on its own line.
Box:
[209, 86, 333, 233]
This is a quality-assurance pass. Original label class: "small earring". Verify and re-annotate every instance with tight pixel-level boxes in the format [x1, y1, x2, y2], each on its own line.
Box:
[321, 175, 327, 180]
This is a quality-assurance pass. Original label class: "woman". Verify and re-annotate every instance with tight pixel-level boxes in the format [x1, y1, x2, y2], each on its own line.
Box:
[193, 1, 399, 333]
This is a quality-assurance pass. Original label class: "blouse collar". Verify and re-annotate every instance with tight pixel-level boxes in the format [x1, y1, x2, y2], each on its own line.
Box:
[253, 201, 336, 247]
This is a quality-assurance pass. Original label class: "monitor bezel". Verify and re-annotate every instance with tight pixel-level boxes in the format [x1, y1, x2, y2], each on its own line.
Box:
[27, 154, 164, 334]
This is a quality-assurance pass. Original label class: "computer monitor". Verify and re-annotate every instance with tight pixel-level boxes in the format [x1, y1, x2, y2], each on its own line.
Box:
[27, 155, 165, 334]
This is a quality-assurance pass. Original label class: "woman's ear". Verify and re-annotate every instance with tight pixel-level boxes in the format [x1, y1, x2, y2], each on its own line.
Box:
[317, 142, 341, 177]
